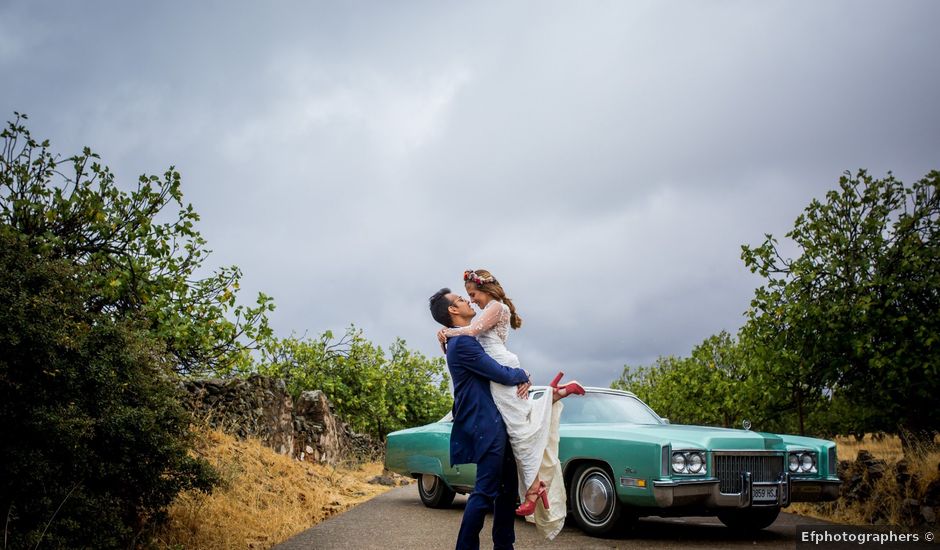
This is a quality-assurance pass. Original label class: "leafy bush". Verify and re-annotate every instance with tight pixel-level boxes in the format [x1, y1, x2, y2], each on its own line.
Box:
[0, 229, 218, 549]
[0, 113, 273, 376]
[0, 113, 280, 547]
[258, 327, 452, 440]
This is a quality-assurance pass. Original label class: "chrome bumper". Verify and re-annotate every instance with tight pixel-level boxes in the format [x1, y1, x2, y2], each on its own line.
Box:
[790, 478, 842, 502]
[652, 473, 840, 508]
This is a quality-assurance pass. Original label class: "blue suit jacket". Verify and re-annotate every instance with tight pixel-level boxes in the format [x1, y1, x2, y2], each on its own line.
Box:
[446, 335, 529, 466]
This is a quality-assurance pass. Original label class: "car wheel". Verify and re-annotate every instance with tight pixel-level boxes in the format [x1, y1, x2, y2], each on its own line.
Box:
[717, 507, 780, 530]
[417, 473, 456, 508]
[569, 463, 633, 537]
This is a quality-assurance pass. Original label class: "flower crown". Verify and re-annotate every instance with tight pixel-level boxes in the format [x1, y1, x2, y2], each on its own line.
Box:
[464, 270, 496, 286]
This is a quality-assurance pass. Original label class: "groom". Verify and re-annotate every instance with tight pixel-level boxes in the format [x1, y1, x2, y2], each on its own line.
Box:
[429, 288, 531, 550]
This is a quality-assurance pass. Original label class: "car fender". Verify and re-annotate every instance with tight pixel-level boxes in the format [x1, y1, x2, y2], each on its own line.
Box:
[406, 455, 446, 479]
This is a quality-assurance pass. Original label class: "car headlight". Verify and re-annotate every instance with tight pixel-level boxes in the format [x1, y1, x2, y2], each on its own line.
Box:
[671, 453, 686, 473]
[788, 451, 817, 474]
[801, 453, 816, 472]
[671, 450, 706, 475]
[687, 452, 704, 474]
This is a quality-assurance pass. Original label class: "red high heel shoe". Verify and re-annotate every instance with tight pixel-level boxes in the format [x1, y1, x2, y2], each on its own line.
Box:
[550, 371, 585, 396]
[515, 481, 548, 516]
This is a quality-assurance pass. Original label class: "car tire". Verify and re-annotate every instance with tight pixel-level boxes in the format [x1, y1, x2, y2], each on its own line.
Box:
[717, 507, 780, 531]
[417, 473, 456, 508]
[569, 463, 634, 537]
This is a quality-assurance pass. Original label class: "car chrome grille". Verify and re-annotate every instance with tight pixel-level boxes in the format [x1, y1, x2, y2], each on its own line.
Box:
[715, 453, 785, 493]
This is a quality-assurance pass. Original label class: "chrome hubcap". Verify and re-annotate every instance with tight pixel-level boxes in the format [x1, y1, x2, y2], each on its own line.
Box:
[420, 474, 437, 494]
[580, 472, 613, 522]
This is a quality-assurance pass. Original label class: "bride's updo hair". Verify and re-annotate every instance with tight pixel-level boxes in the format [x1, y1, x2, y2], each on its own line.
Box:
[463, 269, 523, 330]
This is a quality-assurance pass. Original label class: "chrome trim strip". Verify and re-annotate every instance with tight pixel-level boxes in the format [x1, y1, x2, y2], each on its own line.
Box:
[712, 450, 786, 456]
[791, 478, 842, 486]
[652, 477, 719, 487]
[740, 472, 752, 506]
[789, 477, 842, 502]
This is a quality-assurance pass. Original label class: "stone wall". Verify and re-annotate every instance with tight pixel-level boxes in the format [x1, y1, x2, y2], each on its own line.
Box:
[181, 374, 379, 464]
[839, 450, 940, 527]
[806, 449, 940, 527]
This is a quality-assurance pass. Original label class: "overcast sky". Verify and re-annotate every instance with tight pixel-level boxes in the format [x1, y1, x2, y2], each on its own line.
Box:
[2, 1, 938, 387]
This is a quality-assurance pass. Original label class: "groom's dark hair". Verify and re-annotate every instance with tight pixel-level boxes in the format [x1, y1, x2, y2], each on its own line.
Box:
[429, 288, 454, 328]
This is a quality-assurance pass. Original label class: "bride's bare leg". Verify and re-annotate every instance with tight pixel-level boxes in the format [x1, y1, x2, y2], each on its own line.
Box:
[550, 372, 586, 400]
[525, 476, 543, 502]
[515, 474, 548, 515]
[553, 380, 585, 400]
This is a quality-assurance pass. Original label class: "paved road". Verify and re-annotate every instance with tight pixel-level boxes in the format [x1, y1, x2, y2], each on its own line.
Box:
[276, 484, 835, 549]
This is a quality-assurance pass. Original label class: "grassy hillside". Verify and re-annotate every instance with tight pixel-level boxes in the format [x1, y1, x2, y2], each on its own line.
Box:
[153, 428, 406, 549]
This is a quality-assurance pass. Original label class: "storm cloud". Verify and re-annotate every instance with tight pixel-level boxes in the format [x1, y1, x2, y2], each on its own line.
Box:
[2, 1, 938, 385]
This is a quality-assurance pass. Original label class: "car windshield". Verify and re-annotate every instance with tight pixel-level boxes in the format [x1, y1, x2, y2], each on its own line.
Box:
[556, 391, 664, 425]
[439, 390, 664, 424]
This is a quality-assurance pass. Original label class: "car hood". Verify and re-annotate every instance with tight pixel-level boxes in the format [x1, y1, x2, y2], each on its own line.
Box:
[560, 422, 785, 451]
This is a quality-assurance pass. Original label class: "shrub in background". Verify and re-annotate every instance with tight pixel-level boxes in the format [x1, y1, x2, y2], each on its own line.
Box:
[258, 327, 452, 441]
[0, 229, 218, 548]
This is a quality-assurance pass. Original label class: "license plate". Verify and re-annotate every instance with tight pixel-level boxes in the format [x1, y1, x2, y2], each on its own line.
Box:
[752, 486, 777, 502]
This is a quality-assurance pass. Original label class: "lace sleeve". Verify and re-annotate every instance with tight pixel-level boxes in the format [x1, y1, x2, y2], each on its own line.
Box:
[443, 301, 501, 338]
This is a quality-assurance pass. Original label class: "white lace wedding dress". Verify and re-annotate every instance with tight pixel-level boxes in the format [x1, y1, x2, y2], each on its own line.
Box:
[443, 300, 566, 540]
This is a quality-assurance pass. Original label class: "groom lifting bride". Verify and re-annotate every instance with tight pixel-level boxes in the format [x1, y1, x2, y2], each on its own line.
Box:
[429, 269, 584, 550]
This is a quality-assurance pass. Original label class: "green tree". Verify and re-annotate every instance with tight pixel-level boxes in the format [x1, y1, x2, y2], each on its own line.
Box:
[383, 338, 453, 436]
[0, 228, 217, 549]
[258, 326, 452, 440]
[741, 170, 939, 446]
[613, 332, 760, 429]
[0, 113, 273, 376]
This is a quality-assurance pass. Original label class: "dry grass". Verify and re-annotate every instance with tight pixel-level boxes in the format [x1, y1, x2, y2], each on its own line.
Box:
[152, 428, 403, 549]
[790, 433, 940, 526]
[832, 434, 911, 463]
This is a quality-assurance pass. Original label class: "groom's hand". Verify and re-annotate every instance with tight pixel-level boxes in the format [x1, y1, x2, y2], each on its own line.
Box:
[436, 329, 447, 353]
[516, 381, 531, 399]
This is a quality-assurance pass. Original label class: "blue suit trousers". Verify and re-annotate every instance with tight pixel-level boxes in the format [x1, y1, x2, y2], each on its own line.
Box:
[455, 434, 518, 550]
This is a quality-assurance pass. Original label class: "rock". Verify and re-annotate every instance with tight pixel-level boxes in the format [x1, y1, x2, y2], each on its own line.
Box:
[900, 498, 922, 527]
[924, 480, 940, 507]
[180, 375, 377, 465]
[895, 459, 913, 488]
[866, 460, 887, 480]
[368, 475, 398, 486]
[293, 390, 349, 464]
[921, 506, 936, 525]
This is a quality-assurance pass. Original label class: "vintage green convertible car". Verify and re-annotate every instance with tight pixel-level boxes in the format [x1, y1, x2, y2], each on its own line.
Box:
[385, 387, 841, 536]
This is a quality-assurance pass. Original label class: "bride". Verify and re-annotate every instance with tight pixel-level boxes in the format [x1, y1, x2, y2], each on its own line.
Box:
[437, 269, 583, 540]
